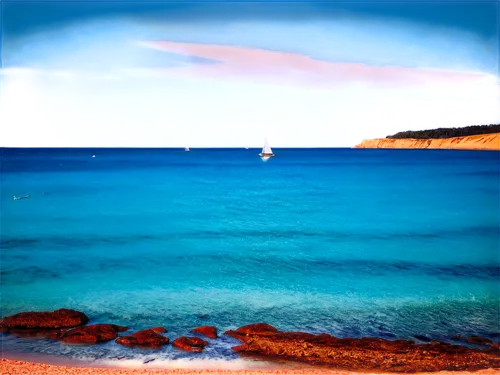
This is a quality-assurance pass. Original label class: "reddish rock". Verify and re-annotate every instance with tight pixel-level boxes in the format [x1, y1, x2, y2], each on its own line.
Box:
[484, 343, 500, 355]
[172, 336, 209, 352]
[228, 323, 500, 372]
[44, 329, 68, 340]
[55, 324, 128, 344]
[0, 309, 88, 332]
[190, 325, 217, 339]
[234, 323, 278, 335]
[115, 328, 169, 348]
[468, 336, 493, 345]
[225, 323, 278, 340]
[150, 327, 167, 333]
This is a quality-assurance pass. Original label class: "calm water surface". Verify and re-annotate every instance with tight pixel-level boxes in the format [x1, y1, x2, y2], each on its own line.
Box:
[1, 148, 499, 365]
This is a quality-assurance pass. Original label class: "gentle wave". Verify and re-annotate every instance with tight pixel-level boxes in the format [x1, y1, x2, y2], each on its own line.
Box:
[1, 224, 497, 248]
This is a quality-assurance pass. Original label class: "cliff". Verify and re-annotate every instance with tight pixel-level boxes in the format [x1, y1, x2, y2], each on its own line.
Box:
[387, 124, 500, 139]
[355, 132, 500, 150]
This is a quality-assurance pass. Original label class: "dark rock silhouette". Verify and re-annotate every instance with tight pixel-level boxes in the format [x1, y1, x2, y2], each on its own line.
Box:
[0, 82, 66, 146]
[387, 124, 500, 139]
[468, 336, 494, 345]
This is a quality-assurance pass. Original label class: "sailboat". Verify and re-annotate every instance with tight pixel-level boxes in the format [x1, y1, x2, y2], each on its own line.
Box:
[185, 147, 190, 152]
[259, 139, 274, 161]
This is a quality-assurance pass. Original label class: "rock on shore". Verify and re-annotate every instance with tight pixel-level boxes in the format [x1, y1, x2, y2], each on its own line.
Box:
[0, 309, 89, 332]
[172, 336, 209, 352]
[115, 328, 169, 348]
[54, 324, 129, 344]
[190, 326, 218, 339]
[2, 308, 499, 372]
[225, 323, 500, 373]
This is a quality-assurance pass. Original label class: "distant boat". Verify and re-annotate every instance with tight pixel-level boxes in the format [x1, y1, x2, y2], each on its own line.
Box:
[13, 194, 30, 201]
[185, 147, 190, 152]
[92, 154, 96, 158]
[259, 139, 274, 161]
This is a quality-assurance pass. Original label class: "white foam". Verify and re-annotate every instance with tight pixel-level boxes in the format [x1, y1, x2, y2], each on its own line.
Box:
[96, 358, 279, 370]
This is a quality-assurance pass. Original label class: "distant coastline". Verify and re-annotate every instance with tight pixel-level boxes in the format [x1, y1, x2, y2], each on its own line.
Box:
[386, 124, 500, 139]
[355, 125, 500, 150]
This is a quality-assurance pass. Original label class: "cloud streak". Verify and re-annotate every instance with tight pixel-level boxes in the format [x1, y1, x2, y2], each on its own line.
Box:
[138, 41, 493, 87]
[0, 68, 121, 81]
[0, 69, 75, 78]
[86, 74, 121, 81]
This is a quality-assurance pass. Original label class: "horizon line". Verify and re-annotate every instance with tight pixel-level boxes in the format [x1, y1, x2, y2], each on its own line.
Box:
[0, 146, 356, 149]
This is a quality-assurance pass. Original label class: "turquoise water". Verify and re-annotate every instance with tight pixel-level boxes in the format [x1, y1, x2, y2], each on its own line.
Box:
[1, 148, 499, 365]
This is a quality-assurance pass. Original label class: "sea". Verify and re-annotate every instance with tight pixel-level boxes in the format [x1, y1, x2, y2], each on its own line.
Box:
[1, 148, 499, 368]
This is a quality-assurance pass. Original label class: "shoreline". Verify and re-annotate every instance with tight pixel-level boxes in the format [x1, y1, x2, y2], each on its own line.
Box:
[0, 357, 361, 374]
[1, 311, 499, 374]
[2, 359, 500, 375]
[0, 352, 317, 371]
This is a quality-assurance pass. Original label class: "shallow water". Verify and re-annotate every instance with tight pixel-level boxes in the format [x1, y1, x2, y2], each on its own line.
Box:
[1, 148, 499, 365]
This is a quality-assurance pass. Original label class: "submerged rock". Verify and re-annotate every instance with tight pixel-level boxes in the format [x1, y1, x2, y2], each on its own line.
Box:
[0, 309, 88, 332]
[190, 325, 217, 339]
[468, 336, 494, 345]
[413, 334, 432, 342]
[115, 328, 169, 348]
[172, 336, 208, 352]
[225, 323, 278, 339]
[55, 324, 128, 344]
[227, 323, 500, 372]
[5, 328, 67, 339]
[484, 343, 500, 354]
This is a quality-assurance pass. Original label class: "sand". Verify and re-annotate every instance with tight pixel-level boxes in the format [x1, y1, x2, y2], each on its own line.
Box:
[1, 359, 500, 375]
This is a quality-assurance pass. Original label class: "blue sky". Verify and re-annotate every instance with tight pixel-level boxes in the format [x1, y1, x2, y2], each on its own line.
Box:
[1, 0, 498, 147]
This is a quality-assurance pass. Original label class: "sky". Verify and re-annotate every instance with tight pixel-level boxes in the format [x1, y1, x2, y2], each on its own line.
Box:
[0, 0, 499, 147]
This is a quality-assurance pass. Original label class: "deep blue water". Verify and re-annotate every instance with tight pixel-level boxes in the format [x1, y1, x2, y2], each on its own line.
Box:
[1, 148, 499, 367]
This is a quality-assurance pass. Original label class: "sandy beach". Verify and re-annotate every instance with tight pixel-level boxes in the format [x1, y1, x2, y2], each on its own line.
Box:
[1, 358, 331, 375]
[2, 359, 500, 375]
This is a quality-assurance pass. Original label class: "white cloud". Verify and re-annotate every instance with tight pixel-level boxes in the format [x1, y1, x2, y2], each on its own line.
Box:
[47, 72, 75, 78]
[0, 69, 76, 78]
[0, 69, 40, 76]
[0, 69, 121, 81]
[86, 74, 122, 81]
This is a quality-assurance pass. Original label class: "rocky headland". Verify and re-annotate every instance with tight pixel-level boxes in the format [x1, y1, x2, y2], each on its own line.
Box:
[1, 309, 499, 373]
[355, 124, 500, 150]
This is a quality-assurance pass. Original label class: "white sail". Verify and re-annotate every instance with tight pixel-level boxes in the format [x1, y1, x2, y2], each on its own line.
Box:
[262, 139, 273, 154]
